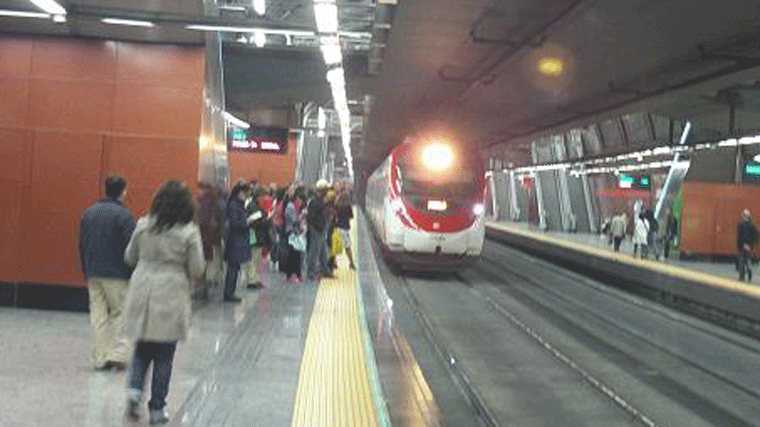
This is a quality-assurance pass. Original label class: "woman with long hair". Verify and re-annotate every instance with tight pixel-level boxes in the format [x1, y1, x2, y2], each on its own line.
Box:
[123, 181, 205, 424]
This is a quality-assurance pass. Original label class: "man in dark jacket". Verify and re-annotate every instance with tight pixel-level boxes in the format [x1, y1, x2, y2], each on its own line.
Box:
[223, 182, 253, 302]
[306, 180, 331, 280]
[79, 175, 135, 371]
[737, 209, 759, 282]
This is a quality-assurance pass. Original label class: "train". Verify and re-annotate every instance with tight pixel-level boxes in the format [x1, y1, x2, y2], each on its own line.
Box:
[364, 138, 487, 271]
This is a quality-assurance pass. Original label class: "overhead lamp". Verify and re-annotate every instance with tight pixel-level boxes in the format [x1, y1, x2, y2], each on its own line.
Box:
[223, 111, 250, 129]
[253, 31, 266, 47]
[219, 5, 246, 11]
[320, 43, 342, 65]
[51, 13, 65, 22]
[102, 18, 155, 27]
[29, 0, 65, 15]
[186, 24, 314, 37]
[253, 0, 266, 16]
[314, 1, 338, 33]
[0, 9, 50, 18]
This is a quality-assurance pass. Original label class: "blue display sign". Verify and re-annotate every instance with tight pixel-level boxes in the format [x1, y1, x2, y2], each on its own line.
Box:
[228, 126, 289, 154]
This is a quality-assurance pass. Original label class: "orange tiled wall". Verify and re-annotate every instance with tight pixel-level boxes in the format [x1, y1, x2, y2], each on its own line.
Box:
[0, 36, 205, 287]
[229, 133, 298, 187]
[681, 182, 760, 256]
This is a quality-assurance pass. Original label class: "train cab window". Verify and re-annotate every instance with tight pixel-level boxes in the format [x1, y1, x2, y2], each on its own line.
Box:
[397, 157, 480, 211]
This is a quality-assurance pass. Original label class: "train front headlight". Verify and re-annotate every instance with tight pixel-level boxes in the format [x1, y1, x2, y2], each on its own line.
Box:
[421, 143, 454, 171]
[473, 203, 485, 215]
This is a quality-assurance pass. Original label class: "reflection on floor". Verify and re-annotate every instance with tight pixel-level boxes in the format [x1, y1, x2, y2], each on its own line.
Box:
[0, 262, 316, 427]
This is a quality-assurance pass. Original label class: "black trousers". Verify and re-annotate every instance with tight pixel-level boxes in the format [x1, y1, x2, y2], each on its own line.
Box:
[224, 261, 241, 299]
[613, 236, 623, 252]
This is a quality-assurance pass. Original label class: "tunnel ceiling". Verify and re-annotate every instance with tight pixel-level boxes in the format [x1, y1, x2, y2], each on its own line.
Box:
[4, 0, 760, 171]
[363, 0, 760, 164]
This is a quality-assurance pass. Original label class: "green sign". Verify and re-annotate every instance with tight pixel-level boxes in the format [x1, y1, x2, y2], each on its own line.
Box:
[745, 163, 760, 176]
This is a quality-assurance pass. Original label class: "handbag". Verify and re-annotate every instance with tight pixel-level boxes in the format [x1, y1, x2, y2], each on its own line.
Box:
[331, 228, 343, 257]
[289, 232, 307, 252]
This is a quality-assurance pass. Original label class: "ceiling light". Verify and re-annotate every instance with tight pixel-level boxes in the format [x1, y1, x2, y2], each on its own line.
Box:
[314, 1, 338, 33]
[219, 5, 246, 11]
[320, 43, 342, 65]
[253, 31, 266, 47]
[186, 24, 314, 36]
[29, 0, 65, 15]
[253, 0, 266, 16]
[102, 18, 155, 27]
[223, 111, 250, 129]
[538, 57, 564, 76]
[0, 9, 50, 18]
[51, 13, 65, 22]
[754, 154, 760, 163]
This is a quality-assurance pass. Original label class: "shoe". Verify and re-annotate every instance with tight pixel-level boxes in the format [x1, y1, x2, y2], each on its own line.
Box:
[149, 408, 170, 424]
[246, 282, 262, 289]
[224, 296, 242, 302]
[125, 397, 140, 422]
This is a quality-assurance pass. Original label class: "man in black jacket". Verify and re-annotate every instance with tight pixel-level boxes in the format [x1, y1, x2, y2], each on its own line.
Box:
[306, 180, 331, 280]
[737, 209, 759, 282]
[79, 175, 135, 371]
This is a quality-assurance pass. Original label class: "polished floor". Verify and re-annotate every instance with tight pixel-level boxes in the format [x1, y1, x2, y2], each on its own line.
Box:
[3, 215, 759, 427]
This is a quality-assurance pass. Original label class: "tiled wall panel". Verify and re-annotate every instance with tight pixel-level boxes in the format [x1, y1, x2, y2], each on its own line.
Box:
[0, 35, 204, 288]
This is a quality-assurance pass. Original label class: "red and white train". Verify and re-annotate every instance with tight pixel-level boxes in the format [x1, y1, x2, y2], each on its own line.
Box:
[365, 138, 487, 271]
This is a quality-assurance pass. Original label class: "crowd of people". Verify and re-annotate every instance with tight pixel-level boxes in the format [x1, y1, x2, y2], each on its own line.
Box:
[602, 206, 758, 282]
[78, 175, 355, 424]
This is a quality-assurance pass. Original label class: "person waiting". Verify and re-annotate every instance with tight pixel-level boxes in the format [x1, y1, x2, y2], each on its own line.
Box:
[609, 212, 628, 253]
[122, 181, 205, 424]
[223, 182, 254, 302]
[632, 212, 649, 259]
[737, 209, 759, 282]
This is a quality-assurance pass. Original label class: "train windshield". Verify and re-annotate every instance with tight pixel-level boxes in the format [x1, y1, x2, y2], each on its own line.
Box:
[396, 157, 481, 200]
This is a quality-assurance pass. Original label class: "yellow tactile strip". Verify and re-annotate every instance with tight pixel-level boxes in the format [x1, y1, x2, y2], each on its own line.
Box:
[487, 221, 760, 299]
[291, 232, 380, 427]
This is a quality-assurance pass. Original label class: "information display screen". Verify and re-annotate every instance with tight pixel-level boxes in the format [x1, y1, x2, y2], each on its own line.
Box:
[227, 126, 289, 154]
[619, 174, 650, 189]
[742, 159, 760, 185]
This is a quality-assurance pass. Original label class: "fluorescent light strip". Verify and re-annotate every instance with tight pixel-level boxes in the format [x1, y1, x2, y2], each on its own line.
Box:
[186, 24, 314, 36]
[219, 5, 247, 11]
[102, 18, 155, 27]
[223, 111, 250, 129]
[0, 9, 50, 18]
[30, 0, 65, 15]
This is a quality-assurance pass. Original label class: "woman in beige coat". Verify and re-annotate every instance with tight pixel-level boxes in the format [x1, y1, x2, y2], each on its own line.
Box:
[123, 181, 204, 424]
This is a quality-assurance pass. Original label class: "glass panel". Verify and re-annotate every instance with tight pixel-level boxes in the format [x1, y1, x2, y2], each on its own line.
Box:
[622, 113, 651, 145]
[581, 125, 602, 155]
[600, 119, 623, 148]
[550, 135, 567, 161]
[652, 115, 671, 142]
[566, 129, 584, 159]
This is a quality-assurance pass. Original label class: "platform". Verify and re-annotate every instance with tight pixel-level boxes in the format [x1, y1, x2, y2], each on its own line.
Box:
[4, 215, 760, 427]
[490, 221, 745, 281]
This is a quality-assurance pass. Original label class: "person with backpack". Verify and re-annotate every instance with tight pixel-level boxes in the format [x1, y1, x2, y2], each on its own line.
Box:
[737, 209, 759, 282]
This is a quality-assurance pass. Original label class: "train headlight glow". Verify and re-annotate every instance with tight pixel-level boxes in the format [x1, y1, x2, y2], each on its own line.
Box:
[422, 143, 454, 171]
[473, 203, 485, 215]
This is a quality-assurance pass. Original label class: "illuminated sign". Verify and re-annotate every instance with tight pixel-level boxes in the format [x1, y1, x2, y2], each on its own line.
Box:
[745, 163, 760, 176]
[619, 174, 650, 189]
[227, 126, 288, 154]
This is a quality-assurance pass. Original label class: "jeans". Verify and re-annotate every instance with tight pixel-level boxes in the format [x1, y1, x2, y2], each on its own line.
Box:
[127, 341, 177, 410]
[738, 250, 753, 282]
[224, 261, 241, 299]
[306, 228, 329, 278]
